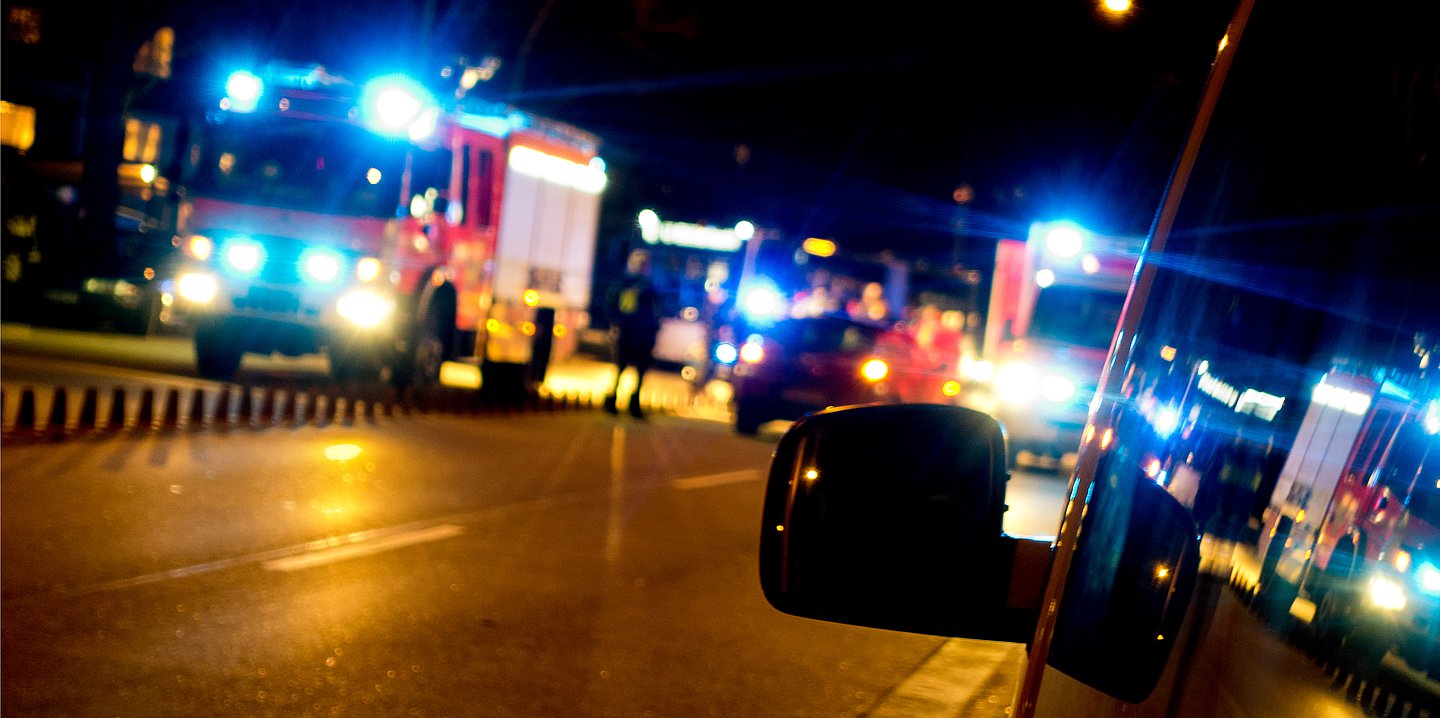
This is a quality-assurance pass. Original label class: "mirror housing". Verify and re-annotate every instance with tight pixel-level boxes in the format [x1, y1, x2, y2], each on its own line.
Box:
[1047, 457, 1200, 703]
[758, 404, 1047, 643]
[757, 403, 1203, 703]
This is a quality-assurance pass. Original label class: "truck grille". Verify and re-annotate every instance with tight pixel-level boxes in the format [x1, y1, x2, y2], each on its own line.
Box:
[235, 286, 301, 313]
[258, 240, 306, 284]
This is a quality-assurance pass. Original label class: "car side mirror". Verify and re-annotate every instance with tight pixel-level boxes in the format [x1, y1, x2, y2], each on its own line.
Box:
[1047, 456, 1200, 703]
[758, 404, 1050, 643]
[757, 403, 1203, 704]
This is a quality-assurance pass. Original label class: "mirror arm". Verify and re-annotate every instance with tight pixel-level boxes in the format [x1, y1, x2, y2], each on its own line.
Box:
[1005, 536, 1052, 615]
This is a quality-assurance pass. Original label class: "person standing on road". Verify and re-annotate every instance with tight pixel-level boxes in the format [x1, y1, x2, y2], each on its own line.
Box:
[603, 249, 662, 418]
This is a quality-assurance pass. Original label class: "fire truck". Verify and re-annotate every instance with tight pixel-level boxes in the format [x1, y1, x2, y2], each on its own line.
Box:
[161, 62, 607, 388]
[959, 220, 1139, 468]
[1256, 369, 1440, 676]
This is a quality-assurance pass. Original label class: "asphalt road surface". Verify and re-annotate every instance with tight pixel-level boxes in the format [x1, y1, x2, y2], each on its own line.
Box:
[2, 407, 1034, 717]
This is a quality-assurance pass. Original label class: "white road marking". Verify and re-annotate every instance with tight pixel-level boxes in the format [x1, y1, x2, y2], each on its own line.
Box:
[669, 469, 762, 490]
[262, 523, 466, 572]
[865, 639, 1025, 717]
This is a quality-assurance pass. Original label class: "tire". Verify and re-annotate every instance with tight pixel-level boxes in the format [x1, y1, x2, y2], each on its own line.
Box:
[194, 320, 244, 380]
[1343, 619, 1395, 670]
[393, 287, 456, 391]
[1311, 590, 1351, 655]
[734, 397, 766, 435]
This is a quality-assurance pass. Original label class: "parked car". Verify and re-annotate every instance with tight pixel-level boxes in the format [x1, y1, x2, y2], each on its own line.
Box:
[728, 314, 954, 435]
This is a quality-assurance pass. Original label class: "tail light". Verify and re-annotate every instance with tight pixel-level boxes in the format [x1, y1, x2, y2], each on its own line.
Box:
[740, 339, 765, 364]
[185, 235, 213, 261]
[860, 358, 889, 382]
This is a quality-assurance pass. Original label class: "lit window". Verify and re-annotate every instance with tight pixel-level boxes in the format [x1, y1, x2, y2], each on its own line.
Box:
[0, 101, 36, 153]
[7, 6, 42, 45]
[132, 27, 174, 78]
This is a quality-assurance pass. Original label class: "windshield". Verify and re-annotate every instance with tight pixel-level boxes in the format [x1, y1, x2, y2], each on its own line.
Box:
[1387, 421, 1440, 527]
[770, 318, 878, 355]
[186, 115, 408, 217]
[1028, 286, 1126, 350]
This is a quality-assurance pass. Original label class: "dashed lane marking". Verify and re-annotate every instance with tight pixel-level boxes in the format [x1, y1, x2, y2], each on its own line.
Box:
[60, 520, 467, 596]
[669, 469, 762, 490]
[262, 524, 466, 572]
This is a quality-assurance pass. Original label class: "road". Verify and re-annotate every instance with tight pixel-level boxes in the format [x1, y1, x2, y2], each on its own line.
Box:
[3, 324, 1419, 716]
[0, 325, 1064, 717]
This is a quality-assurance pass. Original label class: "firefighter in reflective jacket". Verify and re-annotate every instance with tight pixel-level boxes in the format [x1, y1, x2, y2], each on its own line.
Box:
[603, 249, 662, 418]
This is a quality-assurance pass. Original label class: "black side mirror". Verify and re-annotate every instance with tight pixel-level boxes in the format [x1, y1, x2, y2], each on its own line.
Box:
[1045, 456, 1200, 703]
[757, 403, 1204, 704]
[759, 403, 1049, 643]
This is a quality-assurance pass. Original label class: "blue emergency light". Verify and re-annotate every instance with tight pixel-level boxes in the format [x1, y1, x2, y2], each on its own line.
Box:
[224, 70, 264, 113]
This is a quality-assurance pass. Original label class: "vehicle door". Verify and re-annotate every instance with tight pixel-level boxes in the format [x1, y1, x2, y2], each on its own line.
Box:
[757, 1, 1440, 716]
[1025, 1, 1440, 713]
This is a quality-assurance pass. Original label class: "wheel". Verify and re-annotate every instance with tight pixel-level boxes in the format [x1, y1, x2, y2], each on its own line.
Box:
[393, 289, 455, 390]
[1311, 590, 1352, 655]
[734, 397, 766, 435]
[1342, 618, 1395, 670]
[194, 320, 244, 380]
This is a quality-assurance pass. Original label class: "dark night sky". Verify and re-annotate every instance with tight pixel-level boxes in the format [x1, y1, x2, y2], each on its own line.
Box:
[161, 1, 1238, 268]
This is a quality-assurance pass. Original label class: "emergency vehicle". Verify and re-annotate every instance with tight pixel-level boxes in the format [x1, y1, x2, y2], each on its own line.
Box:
[961, 220, 1139, 468]
[162, 62, 607, 388]
[1256, 370, 1440, 676]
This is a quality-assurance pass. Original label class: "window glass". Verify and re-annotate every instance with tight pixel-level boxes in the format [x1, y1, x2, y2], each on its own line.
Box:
[1051, 0, 1440, 712]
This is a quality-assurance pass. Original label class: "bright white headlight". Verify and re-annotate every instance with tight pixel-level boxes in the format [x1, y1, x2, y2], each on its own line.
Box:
[223, 240, 264, 274]
[337, 289, 394, 328]
[1368, 575, 1408, 610]
[177, 272, 218, 304]
[1418, 563, 1440, 595]
[303, 251, 342, 283]
[1041, 375, 1077, 403]
[995, 363, 1040, 404]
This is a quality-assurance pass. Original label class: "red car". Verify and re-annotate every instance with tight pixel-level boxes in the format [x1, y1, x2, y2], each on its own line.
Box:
[729, 315, 957, 435]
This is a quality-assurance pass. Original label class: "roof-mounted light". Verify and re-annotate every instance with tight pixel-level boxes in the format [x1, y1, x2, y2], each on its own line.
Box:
[360, 74, 438, 139]
[224, 70, 264, 112]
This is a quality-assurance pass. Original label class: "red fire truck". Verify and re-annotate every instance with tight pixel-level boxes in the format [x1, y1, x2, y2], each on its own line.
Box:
[1256, 369, 1440, 676]
[959, 220, 1140, 469]
[161, 62, 607, 389]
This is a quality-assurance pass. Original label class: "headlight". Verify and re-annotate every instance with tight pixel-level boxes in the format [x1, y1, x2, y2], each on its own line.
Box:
[1368, 574, 1408, 610]
[336, 289, 395, 328]
[961, 359, 995, 382]
[739, 339, 765, 364]
[301, 249, 343, 284]
[995, 363, 1040, 404]
[1040, 375, 1077, 403]
[1418, 562, 1440, 595]
[223, 238, 265, 274]
[356, 257, 382, 283]
[714, 342, 738, 365]
[186, 235, 213, 261]
[176, 272, 218, 304]
[861, 358, 889, 382]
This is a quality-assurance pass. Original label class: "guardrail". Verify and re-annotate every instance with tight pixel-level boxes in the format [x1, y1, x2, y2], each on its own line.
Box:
[0, 379, 729, 443]
[1228, 568, 1440, 717]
